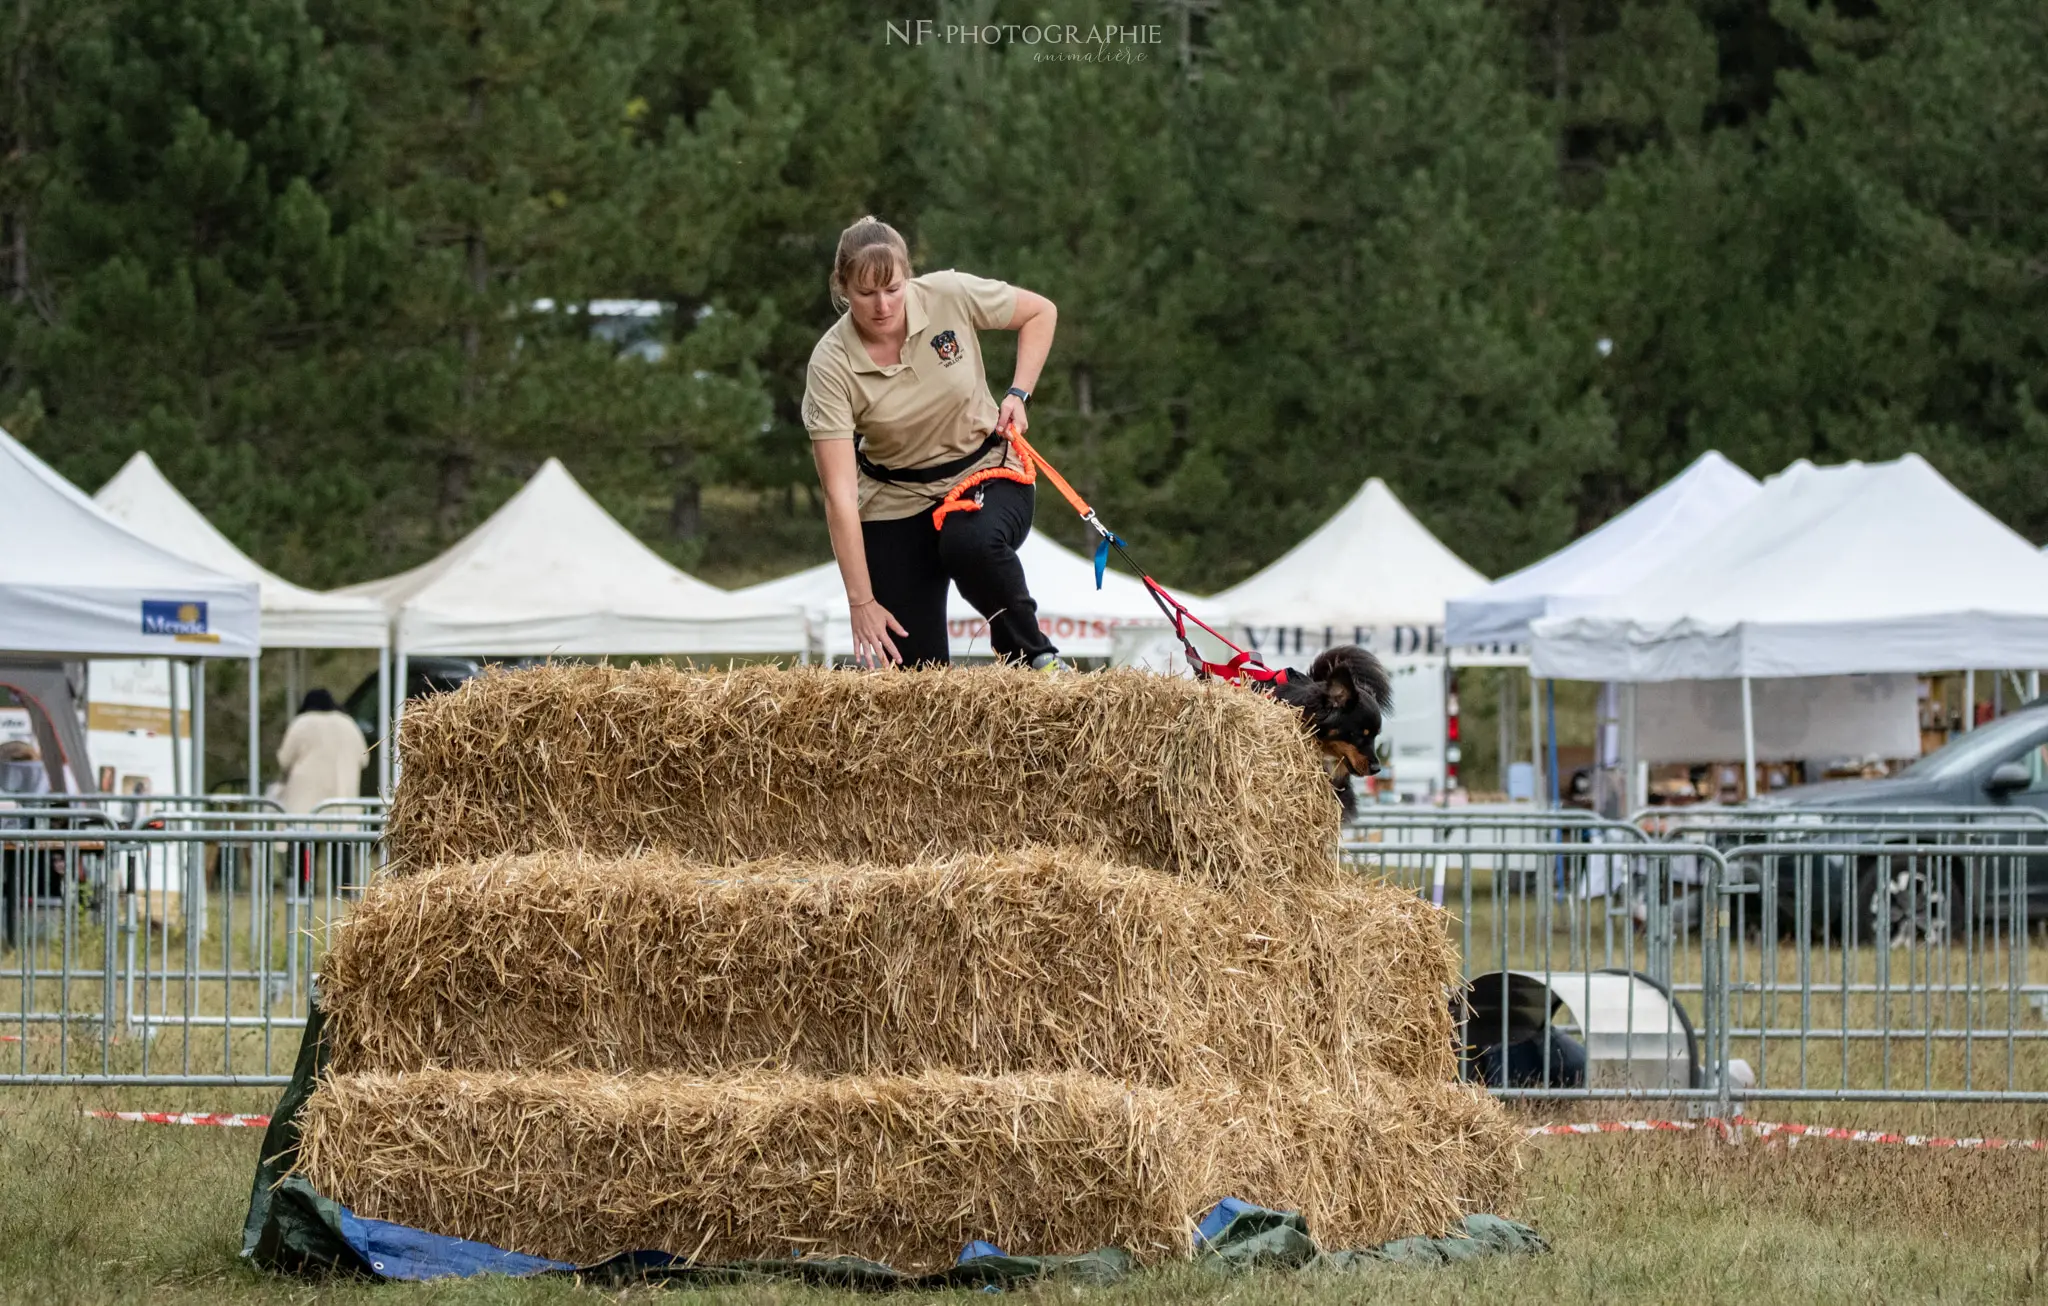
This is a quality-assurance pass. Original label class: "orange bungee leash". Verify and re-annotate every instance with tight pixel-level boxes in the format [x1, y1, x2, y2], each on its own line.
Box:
[931, 423, 1292, 687]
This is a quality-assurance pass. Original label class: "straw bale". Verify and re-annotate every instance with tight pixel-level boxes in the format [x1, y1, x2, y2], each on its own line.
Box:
[1186, 1076, 1523, 1252]
[381, 664, 1340, 892]
[319, 847, 1458, 1085]
[293, 1068, 1520, 1269]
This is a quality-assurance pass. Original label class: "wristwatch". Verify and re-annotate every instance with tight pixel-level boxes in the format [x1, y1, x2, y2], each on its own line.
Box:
[1006, 386, 1031, 404]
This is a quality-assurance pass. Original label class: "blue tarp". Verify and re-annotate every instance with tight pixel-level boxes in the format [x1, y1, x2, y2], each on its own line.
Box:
[337, 1207, 573, 1280]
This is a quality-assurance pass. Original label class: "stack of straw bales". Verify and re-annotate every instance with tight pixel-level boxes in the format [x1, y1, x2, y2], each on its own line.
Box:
[298, 665, 1519, 1268]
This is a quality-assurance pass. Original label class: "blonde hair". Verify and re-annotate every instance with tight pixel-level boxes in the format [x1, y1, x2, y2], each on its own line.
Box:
[829, 215, 911, 313]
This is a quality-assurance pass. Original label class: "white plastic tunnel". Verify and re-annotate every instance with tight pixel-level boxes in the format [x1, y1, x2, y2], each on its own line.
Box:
[1460, 969, 1699, 1092]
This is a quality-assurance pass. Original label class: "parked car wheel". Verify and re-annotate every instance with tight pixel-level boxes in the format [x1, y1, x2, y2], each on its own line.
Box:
[1853, 855, 1948, 948]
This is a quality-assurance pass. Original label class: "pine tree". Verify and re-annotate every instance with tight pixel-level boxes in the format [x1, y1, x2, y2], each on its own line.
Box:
[305, 0, 795, 567]
[1572, 0, 2048, 541]
[0, 0, 389, 581]
[1150, 0, 1614, 583]
[659, 1, 930, 516]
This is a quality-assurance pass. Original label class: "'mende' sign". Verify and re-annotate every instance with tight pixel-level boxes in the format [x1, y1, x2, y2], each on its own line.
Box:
[141, 600, 211, 639]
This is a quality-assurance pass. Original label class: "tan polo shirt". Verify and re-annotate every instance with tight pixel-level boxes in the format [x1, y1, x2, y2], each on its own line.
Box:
[801, 268, 1021, 522]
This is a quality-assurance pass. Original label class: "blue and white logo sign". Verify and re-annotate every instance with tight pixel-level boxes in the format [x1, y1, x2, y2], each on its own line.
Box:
[141, 600, 209, 637]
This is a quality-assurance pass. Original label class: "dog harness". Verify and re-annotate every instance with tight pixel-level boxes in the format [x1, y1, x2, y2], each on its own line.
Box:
[943, 424, 1289, 686]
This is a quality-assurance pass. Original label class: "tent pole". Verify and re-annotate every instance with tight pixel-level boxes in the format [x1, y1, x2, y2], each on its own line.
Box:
[192, 659, 206, 798]
[247, 655, 260, 798]
[167, 660, 186, 798]
[1963, 668, 1975, 732]
[1497, 670, 1513, 796]
[1741, 675, 1758, 803]
[377, 645, 392, 798]
[1623, 681, 1640, 812]
[1545, 679, 1560, 810]
[1529, 669, 1543, 807]
[1439, 659, 1451, 807]
[391, 645, 409, 790]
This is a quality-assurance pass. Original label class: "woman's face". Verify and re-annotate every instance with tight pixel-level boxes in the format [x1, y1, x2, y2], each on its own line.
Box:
[847, 265, 908, 336]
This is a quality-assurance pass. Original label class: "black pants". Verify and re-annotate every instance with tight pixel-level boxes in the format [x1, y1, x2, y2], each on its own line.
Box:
[861, 478, 1056, 667]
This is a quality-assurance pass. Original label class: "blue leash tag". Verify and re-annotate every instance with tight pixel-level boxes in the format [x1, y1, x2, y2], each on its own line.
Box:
[1092, 531, 1126, 589]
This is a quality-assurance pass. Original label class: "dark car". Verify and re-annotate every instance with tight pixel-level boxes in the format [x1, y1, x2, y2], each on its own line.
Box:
[1754, 699, 2048, 817]
[342, 656, 550, 795]
[1714, 701, 2048, 943]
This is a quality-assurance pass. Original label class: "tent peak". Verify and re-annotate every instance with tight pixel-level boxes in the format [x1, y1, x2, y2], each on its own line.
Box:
[1207, 471, 1487, 630]
[339, 456, 806, 656]
[92, 446, 389, 648]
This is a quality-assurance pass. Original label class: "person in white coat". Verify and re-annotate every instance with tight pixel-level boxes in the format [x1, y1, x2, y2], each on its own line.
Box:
[275, 689, 368, 814]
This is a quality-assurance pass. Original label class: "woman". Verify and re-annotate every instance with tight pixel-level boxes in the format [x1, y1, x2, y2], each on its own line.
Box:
[275, 689, 368, 814]
[801, 215, 1064, 670]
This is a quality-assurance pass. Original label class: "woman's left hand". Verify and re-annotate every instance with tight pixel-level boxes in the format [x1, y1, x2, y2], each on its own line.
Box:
[997, 392, 1028, 438]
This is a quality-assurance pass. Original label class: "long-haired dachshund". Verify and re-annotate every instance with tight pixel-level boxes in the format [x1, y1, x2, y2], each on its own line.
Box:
[1256, 645, 1392, 816]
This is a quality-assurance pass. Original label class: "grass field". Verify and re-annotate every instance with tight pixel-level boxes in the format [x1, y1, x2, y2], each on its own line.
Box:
[6, 1087, 2048, 1305]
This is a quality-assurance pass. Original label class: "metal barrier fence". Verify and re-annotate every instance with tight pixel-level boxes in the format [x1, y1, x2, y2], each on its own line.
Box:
[1342, 832, 1727, 1106]
[0, 823, 380, 1085]
[1710, 837, 2048, 1102]
[8, 798, 2048, 1104]
[0, 792, 394, 828]
[1636, 807, 2048, 1101]
[1346, 803, 2048, 1106]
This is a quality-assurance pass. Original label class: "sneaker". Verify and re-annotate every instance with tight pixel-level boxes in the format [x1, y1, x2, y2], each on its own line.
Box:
[1028, 652, 1070, 675]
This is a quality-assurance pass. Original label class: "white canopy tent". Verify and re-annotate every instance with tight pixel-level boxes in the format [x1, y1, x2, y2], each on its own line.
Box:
[96, 453, 387, 649]
[737, 529, 1177, 662]
[1531, 454, 2048, 795]
[341, 457, 806, 657]
[340, 460, 806, 766]
[1446, 451, 1762, 809]
[0, 427, 260, 796]
[1206, 477, 1488, 662]
[95, 453, 394, 794]
[1445, 451, 1762, 648]
[1, 430, 260, 659]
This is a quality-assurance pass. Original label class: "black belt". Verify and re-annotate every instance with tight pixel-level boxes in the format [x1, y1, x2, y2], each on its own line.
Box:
[854, 431, 1005, 485]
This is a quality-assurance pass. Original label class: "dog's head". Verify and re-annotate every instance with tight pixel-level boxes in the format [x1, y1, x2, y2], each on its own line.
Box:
[1266, 645, 1392, 782]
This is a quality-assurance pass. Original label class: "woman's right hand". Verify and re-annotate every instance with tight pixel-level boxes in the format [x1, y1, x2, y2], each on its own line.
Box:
[849, 596, 908, 668]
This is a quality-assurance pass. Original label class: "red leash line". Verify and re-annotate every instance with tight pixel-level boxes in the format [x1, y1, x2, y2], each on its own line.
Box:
[934, 424, 1281, 684]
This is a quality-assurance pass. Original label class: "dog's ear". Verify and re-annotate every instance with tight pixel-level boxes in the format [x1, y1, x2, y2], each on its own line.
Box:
[1322, 663, 1356, 709]
[1311, 646, 1391, 716]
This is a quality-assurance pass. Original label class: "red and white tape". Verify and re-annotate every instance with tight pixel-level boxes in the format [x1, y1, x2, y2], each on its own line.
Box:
[1527, 1119, 1703, 1137]
[83, 1110, 270, 1128]
[1529, 1117, 2048, 1152]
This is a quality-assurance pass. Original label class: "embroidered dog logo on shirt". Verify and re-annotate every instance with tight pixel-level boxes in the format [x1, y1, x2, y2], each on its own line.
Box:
[930, 330, 963, 365]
